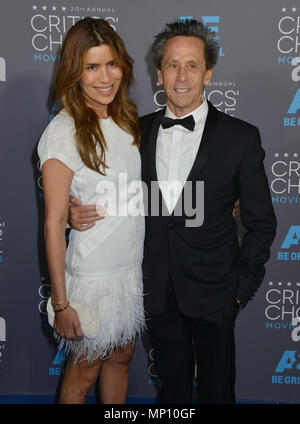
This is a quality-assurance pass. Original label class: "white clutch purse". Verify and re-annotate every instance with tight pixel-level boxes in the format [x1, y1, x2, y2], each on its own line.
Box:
[46, 297, 100, 339]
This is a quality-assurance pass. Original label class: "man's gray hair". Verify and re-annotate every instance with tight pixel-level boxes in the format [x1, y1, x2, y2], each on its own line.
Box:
[152, 19, 219, 70]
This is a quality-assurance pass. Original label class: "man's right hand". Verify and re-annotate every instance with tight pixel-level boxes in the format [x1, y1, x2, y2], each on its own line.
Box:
[68, 196, 106, 231]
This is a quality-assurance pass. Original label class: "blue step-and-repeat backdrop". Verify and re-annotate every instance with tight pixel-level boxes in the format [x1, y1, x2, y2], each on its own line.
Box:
[0, 0, 300, 403]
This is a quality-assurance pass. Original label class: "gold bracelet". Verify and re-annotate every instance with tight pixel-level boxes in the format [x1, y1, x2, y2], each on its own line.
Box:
[52, 299, 67, 307]
[53, 301, 70, 313]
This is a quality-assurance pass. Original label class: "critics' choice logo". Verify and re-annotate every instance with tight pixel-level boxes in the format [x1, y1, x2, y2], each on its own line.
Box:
[277, 6, 299, 63]
[147, 348, 160, 386]
[0, 217, 5, 264]
[270, 153, 300, 205]
[31, 4, 118, 63]
[276, 7, 300, 126]
[38, 277, 51, 319]
[277, 225, 300, 261]
[265, 281, 300, 330]
[36, 158, 44, 200]
[147, 346, 198, 387]
[38, 279, 69, 375]
[204, 82, 239, 116]
[153, 81, 240, 116]
[0, 57, 6, 82]
[0, 317, 6, 364]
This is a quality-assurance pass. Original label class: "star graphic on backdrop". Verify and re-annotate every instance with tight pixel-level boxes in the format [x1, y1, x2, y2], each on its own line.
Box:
[32, 5, 37, 9]
[269, 282, 274, 285]
[294, 153, 298, 157]
[42, 6, 47, 10]
[62, 6, 67, 11]
[297, 282, 300, 286]
[287, 282, 292, 286]
[278, 282, 282, 286]
[52, 6, 57, 11]
[274, 153, 279, 157]
[282, 7, 287, 12]
[284, 153, 289, 157]
[292, 7, 297, 12]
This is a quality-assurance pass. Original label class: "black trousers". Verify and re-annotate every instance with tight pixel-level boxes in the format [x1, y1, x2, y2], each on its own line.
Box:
[146, 275, 239, 404]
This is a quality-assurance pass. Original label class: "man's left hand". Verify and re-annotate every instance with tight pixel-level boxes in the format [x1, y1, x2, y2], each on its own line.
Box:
[68, 196, 105, 231]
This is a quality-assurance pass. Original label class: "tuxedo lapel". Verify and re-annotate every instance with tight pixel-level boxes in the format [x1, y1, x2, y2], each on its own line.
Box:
[144, 108, 165, 183]
[187, 101, 219, 182]
[142, 108, 170, 216]
[167, 101, 219, 219]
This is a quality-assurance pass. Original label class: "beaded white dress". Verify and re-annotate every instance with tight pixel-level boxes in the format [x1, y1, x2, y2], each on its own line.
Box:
[38, 110, 145, 362]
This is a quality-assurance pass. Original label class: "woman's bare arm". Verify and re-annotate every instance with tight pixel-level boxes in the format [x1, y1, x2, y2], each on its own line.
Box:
[42, 159, 83, 340]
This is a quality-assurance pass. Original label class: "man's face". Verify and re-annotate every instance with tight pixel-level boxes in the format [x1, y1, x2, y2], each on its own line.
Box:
[157, 36, 212, 117]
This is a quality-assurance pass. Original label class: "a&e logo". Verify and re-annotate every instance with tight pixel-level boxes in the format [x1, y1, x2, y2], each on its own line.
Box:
[272, 350, 300, 385]
[179, 16, 224, 56]
[49, 349, 69, 376]
[277, 225, 300, 261]
[281, 225, 300, 248]
[283, 57, 300, 127]
[275, 350, 300, 372]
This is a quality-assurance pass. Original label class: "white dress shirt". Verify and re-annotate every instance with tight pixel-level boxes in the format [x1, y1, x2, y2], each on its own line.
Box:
[156, 99, 209, 213]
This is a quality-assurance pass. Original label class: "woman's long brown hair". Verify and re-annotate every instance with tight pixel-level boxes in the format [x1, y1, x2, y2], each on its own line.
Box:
[53, 17, 140, 175]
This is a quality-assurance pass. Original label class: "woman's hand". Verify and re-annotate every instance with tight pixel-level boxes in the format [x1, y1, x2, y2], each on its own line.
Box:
[54, 306, 83, 340]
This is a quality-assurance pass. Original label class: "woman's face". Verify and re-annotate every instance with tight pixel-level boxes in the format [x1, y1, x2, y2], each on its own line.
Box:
[80, 44, 123, 118]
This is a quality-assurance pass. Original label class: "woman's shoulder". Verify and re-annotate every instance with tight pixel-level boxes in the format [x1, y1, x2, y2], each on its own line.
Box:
[46, 108, 75, 136]
[39, 109, 76, 146]
[38, 109, 82, 171]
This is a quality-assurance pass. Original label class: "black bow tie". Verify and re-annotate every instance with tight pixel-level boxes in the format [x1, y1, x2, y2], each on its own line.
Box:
[160, 115, 195, 131]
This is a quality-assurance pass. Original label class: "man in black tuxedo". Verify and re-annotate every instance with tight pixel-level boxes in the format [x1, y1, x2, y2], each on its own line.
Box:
[69, 20, 276, 404]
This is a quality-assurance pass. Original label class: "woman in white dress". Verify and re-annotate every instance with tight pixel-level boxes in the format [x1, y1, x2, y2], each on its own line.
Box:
[38, 18, 145, 404]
